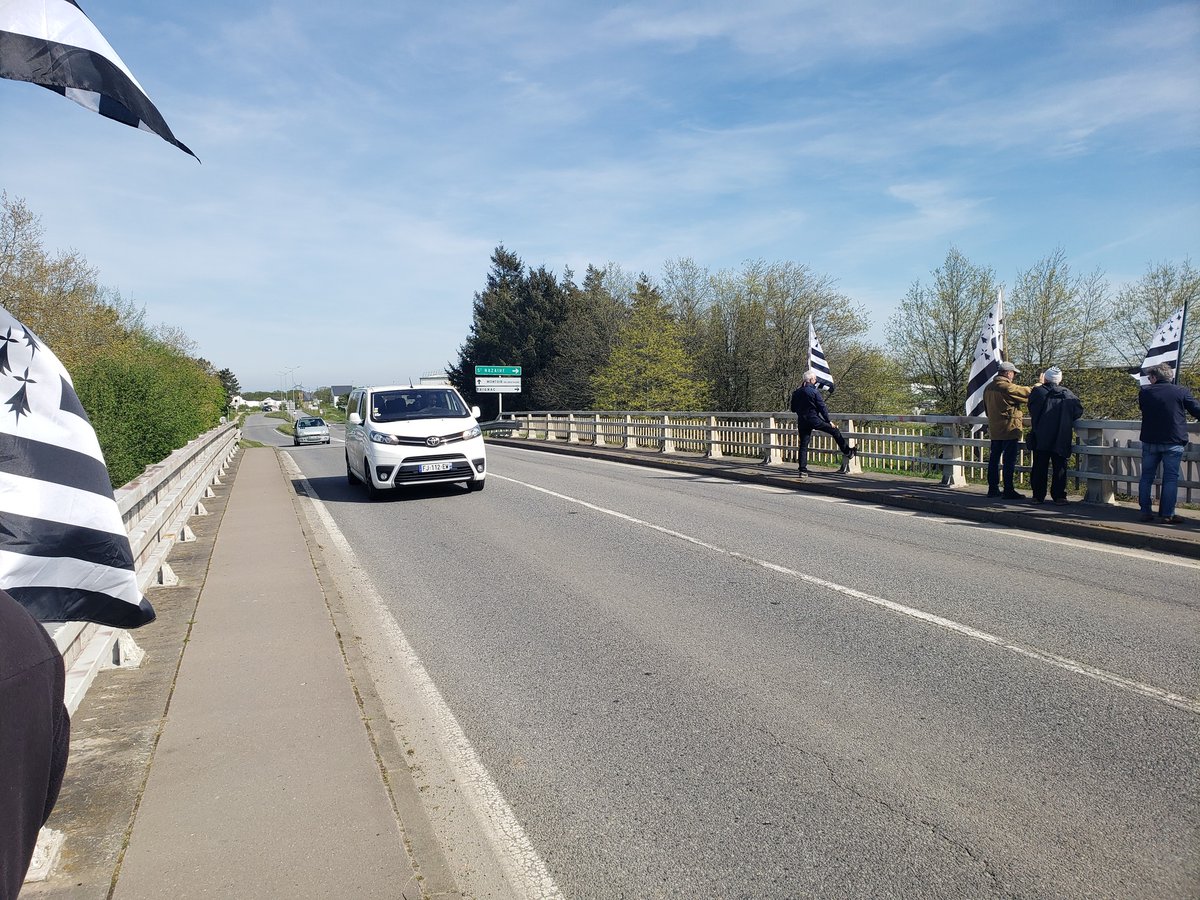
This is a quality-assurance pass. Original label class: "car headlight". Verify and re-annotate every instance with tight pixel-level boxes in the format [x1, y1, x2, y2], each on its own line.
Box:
[369, 430, 401, 444]
[462, 425, 482, 440]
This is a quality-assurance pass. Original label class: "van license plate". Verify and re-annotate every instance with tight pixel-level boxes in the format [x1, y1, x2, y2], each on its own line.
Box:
[419, 462, 453, 473]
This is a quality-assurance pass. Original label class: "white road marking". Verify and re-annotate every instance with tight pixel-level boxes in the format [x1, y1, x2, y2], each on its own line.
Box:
[494, 472, 1200, 716]
[500, 447, 1200, 571]
[284, 458, 564, 900]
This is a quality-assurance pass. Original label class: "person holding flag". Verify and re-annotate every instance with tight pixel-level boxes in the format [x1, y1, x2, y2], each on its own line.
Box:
[791, 369, 856, 476]
[1137, 363, 1200, 525]
[983, 361, 1043, 500]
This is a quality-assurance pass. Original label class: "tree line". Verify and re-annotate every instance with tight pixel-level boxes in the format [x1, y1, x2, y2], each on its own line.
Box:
[2, 193, 236, 487]
[451, 245, 1199, 422]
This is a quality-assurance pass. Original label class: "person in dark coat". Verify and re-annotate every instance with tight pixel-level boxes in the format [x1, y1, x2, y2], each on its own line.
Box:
[790, 369, 856, 476]
[1138, 363, 1200, 524]
[0, 588, 70, 899]
[1027, 366, 1084, 505]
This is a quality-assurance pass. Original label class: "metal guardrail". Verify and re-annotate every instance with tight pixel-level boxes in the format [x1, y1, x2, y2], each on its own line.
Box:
[495, 411, 1200, 507]
[52, 422, 242, 713]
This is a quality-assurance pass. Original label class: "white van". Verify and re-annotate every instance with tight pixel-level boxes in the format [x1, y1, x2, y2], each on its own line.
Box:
[344, 385, 486, 499]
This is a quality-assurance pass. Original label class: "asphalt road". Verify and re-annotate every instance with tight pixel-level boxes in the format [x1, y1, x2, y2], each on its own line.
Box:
[261, 416, 1199, 899]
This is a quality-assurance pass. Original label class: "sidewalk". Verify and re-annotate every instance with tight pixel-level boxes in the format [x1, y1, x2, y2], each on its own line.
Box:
[24, 447, 457, 900]
[488, 438, 1200, 560]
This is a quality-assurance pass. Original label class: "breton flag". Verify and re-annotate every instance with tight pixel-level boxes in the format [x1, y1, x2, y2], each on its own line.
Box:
[965, 288, 1005, 434]
[0, 0, 196, 159]
[1134, 306, 1185, 386]
[0, 305, 155, 627]
[807, 315, 835, 392]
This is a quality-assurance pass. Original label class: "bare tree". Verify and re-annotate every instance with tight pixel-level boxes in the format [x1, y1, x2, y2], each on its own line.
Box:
[1100, 260, 1200, 368]
[888, 247, 999, 415]
[1007, 248, 1108, 371]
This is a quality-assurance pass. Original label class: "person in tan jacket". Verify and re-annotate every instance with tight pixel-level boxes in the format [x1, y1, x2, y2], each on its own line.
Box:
[983, 361, 1043, 499]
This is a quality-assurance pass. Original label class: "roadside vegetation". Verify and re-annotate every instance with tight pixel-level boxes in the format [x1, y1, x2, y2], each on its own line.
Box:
[2, 193, 233, 487]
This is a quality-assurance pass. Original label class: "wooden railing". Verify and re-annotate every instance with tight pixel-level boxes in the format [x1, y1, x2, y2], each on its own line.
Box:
[495, 411, 1199, 506]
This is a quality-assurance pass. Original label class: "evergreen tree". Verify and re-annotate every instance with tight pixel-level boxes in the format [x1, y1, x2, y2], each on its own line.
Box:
[592, 276, 708, 410]
[534, 265, 627, 409]
[448, 245, 525, 412]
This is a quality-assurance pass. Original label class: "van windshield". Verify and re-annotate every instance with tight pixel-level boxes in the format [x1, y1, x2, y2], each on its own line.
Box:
[369, 390, 469, 422]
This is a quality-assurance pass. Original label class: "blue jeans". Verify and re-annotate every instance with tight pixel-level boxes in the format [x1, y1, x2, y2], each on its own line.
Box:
[988, 439, 1020, 493]
[1139, 443, 1186, 517]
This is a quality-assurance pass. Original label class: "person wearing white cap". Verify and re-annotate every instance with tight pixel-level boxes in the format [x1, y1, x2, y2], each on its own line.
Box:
[983, 361, 1043, 499]
[1028, 367, 1084, 505]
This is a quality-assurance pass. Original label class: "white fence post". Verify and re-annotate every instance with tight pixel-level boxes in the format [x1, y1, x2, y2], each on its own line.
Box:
[1083, 426, 1117, 504]
[706, 415, 722, 458]
[765, 416, 782, 465]
[940, 423, 966, 487]
[661, 414, 675, 453]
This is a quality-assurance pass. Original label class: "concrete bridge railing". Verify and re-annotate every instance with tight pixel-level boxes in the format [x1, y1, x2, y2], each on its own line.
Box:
[496, 411, 1200, 508]
[51, 421, 242, 713]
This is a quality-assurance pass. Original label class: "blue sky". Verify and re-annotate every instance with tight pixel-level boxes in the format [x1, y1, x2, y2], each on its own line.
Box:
[2, 0, 1197, 393]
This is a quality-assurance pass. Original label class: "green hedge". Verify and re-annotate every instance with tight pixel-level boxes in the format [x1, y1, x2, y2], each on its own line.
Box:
[74, 342, 225, 488]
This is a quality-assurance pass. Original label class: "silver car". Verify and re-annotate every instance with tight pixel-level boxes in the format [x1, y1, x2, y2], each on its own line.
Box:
[293, 416, 330, 446]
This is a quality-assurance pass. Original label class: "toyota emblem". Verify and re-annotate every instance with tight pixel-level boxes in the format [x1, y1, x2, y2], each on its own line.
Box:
[425, 435, 442, 447]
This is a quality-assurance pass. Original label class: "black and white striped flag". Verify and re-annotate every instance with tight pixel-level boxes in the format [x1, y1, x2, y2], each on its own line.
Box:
[1135, 306, 1185, 385]
[0, 0, 196, 159]
[0, 306, 155, 627]
[808, 315, 835, 392]
[965, 289, 1005, 434]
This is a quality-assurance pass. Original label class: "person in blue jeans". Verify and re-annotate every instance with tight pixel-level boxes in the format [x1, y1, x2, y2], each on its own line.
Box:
[1138, 363, 1200, 525]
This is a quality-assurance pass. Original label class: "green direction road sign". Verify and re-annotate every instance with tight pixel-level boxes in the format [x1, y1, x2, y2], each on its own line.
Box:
[475, 365, 522, 376]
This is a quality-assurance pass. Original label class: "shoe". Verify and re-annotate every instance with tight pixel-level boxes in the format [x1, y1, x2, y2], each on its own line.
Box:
[1138, 513, 1155, 522]
[1161, 515, 1186, 525]
[835, 462, 850, 475]
[798, 468, 812, 477]
[987, 490, 1002, 498]
[1031, 498, 1045, 504]
[1053, 499, 1068, 506]
[845, 446, 858, 458]
[1001, 491, 1025, 500]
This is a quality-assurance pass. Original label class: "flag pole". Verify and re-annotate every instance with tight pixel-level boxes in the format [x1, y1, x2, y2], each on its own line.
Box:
[1175, 298, 1189, 384]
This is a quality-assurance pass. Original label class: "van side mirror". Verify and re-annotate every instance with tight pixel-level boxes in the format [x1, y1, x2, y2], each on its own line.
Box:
[471, 406, 481, 419]
[348, 412, 362, 426]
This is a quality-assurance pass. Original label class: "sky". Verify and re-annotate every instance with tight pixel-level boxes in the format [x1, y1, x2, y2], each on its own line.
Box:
[2, 0, 1198, 393]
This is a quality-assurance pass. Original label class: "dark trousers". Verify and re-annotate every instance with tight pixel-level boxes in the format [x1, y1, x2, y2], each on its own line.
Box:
[1030, 450, 1068, 501]
[798, 422, 849, 470]
[987, 438, 1020, 492]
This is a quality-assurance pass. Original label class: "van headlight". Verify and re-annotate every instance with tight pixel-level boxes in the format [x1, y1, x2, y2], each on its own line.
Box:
[369, 430, 401, 444]
[462, 425, 482, 440]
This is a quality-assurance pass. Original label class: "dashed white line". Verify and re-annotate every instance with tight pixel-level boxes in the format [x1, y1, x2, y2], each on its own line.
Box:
[493, 472, 1200, 715]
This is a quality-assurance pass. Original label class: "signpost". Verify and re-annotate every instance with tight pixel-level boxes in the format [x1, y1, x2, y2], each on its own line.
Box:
[475, 365, 522, 416]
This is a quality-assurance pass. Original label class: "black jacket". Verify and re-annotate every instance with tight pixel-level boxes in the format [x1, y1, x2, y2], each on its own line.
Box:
[1029, 384, 1084, 457]
[1, 590, 70, 899]
[790, 383, 831, 427]
[1138, 381, 1200, 445]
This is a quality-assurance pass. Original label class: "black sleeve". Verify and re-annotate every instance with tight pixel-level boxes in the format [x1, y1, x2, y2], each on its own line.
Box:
[0, 591, 70, 900]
